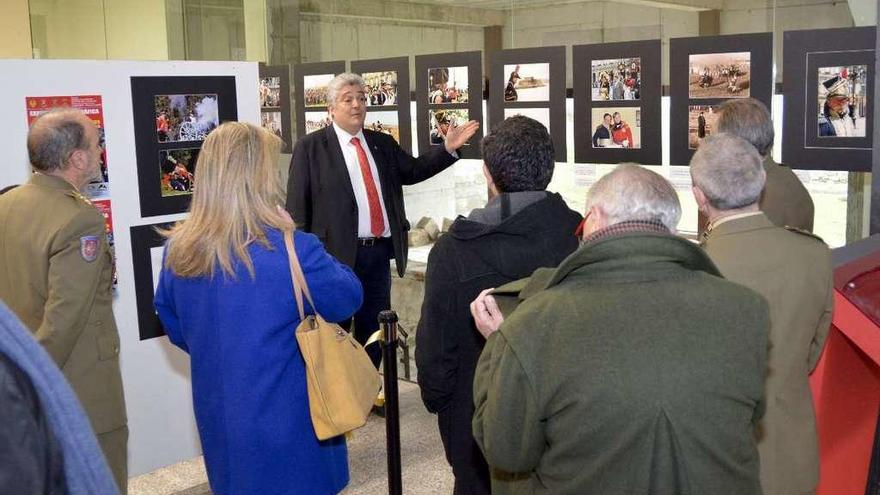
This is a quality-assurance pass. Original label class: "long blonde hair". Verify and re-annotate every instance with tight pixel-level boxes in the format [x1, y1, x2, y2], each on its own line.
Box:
[162, 121, 288, 279]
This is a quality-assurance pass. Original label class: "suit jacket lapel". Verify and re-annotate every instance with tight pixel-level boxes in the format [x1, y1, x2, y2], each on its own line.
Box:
[324, 126, 357, 206]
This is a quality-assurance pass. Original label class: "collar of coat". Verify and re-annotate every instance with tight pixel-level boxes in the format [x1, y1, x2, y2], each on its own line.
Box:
[492, 231, 720, 315]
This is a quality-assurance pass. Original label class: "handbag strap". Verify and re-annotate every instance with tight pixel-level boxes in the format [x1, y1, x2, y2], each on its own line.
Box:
[283, 229, 319, 322]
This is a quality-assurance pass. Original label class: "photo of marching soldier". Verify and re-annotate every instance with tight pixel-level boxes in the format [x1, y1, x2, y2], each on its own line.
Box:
[688, 52, 750, 98]
[817, 65, 868, 138]
[303, 73, 334, 107]
[362, 71, 398, 106]
[503, 63, 550, 102]
[428, 66, 469, 104]
[154, 94, 220, 143]
[688, 105, 721, 149]
[158, 148, 199, 196]
[591, 57, 641, 101]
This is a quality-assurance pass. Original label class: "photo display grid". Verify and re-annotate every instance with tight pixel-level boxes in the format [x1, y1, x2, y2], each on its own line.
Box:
[352, 57, 412, 151]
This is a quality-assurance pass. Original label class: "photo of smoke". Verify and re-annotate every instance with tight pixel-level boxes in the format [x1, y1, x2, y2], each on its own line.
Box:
[154, 94, 220, 143]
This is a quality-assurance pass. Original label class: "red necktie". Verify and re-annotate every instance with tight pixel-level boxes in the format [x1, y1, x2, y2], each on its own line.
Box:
[350, 137, 385, 238]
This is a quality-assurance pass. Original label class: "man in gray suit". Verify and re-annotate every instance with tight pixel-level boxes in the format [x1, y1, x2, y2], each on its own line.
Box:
[691, 133, 834, 495]
[715, 98, 814, 232]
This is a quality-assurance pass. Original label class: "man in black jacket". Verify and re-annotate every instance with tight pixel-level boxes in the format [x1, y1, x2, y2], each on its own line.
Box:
[415, 116, 582, 494]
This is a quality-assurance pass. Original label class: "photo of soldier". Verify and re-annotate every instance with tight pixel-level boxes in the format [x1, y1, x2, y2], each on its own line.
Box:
[154, 94, 219, 143]
[688, 105, 721, 149]
[429, 109, 469, 145]
[591, 57, 641, 101]
[261, 111, 283, 138]
[304, 111, 332, 134]
[362, 71, 398, 106]
[591, 107, 641, 148]
[428, 66, 469, 104]
[365, 110, 401, 143]
[503, 63, 550, 102]
[158, 148, 199, 196]
[259, 77, 281, 109]
[688, 52, 750, 98]
[303, 73, 334, 107]
[817, 65, 868, 138]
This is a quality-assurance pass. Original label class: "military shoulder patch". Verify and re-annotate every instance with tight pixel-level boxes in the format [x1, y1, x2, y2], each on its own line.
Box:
[784, 226, 825, 243]
[80, 235, 100, 262]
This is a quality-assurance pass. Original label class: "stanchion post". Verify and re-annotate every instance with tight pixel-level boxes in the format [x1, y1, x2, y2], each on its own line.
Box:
[379, 310, 402, 495]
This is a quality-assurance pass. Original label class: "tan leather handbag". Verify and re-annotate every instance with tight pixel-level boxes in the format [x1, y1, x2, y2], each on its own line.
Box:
[283, 230, 381, 440]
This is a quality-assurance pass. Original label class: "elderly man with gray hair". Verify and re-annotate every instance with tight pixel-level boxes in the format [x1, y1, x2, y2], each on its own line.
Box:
[691, 133, 833, 495]
[715, 97, 814, 231]
[287, 73, 478, 380]
[470, 164, 768, 494]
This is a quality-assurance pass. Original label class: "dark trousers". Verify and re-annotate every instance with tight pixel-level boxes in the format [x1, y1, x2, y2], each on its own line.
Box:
[438, 390, 491, 495]
[347, 238, 392, 369]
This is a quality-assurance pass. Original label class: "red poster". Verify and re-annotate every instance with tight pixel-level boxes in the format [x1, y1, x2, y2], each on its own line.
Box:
[25, 95, 110, 199]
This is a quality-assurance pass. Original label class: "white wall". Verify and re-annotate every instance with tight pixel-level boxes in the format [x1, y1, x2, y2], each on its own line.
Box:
[0, 59, 261, 476]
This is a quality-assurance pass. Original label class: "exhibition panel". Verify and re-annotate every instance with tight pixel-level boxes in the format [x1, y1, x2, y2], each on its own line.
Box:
[351, 56, 413, 154]
[258, 64, 292, 153]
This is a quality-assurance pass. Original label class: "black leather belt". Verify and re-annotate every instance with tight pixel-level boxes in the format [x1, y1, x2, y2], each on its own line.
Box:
[357, 237, 389, 247]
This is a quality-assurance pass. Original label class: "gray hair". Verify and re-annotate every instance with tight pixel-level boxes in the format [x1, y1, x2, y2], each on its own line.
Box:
[690, 133, 766, 210]
[327, 72, 365, 106]
[27, 108, 91, 173]
[716, 98, 774, 156]
[586, 164, 682, 232]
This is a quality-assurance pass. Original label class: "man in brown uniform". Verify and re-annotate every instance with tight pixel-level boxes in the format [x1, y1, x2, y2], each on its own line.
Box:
[0, 109, 128, 492]
[691, 133, 833, 495]
[716, 97, 815, 232]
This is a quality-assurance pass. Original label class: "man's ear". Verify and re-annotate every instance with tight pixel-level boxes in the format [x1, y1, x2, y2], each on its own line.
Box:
[66, 148, 87, 173]
[691, 185, 709, 212]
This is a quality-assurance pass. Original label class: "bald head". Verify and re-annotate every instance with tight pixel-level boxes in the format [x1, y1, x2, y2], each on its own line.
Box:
[27, 108, 95, 173]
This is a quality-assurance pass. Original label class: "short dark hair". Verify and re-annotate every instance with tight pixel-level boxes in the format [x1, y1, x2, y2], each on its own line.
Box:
[27, 108, 91, 172]
[480, 115, 554, 192]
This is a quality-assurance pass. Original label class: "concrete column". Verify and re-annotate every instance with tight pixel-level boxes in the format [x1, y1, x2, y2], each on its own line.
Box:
[266, 0, 301, 66]
[698, 9, 720, 36]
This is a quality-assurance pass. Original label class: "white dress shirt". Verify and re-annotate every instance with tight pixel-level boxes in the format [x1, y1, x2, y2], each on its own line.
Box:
[332, 123, 391, 238]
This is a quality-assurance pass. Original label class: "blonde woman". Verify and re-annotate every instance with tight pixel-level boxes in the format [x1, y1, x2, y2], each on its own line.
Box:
[154, 122, 363, 495]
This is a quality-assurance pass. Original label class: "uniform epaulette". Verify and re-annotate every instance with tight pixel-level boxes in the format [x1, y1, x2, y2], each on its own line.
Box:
[65, 189, 93, 207]
[784, 226, 824, 243]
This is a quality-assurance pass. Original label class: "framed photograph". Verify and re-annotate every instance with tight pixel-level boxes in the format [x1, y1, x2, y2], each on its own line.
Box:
[130, 222, 173, 340]
[688, 105, 721, 150]
[416, 51, 483, 158]
[304, 111, 332, 134]
[574, 40, 661, 164]
[259, 64, 292, 153]
[489, 46, 566, 161]
[783, 27, 875, 171]
[504, 107, 551, 133]
[352, 56, 412, 153]
[131, 76, 238, 217]
[428, 109, 470, 147]
[670, 33, 772, 165]
[294, 61, 345, 138]
[590, 57, 642, 101]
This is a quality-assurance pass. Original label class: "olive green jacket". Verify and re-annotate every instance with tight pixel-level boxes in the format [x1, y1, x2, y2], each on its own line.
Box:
[474, 232, 768, 495]
[0, 174, 126, 437]
[703, 213, 833, 495]
[760, 156, 814, 232]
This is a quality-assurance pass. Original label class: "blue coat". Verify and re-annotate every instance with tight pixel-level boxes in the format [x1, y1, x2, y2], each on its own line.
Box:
[155, 229, 363, 495]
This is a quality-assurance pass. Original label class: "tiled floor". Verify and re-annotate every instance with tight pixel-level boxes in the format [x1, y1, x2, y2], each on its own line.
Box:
[129, 380, 454, 495]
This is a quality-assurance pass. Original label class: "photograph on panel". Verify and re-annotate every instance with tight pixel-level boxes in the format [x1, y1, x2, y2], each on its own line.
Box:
[259, 76, 281, 109]
[504, 107, 551, 133]
[305, 111, 332, 134]
[429, 109, 470, 145]
[362, 71, 398, 106]
[503, 63, 550, 102]
[303, 73, 334, 108]
[688, 52, 750, 98]
[158, 148, 199, 197]
[817, 65, 868, 138]
[591, 58, 641, 101]
[365, 110, 401, 143]
[155, 94, 219, 143]
[428, 66, 469, 104]
[590, 107, 641, 148]
[261, 111, 283, 139]
[688, 105, 721, 150]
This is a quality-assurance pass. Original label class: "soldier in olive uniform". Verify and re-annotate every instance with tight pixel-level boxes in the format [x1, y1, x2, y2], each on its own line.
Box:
[0, 109, 128, 492]
[716, 98, 815, 232]
[691, 134, 833, 495]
